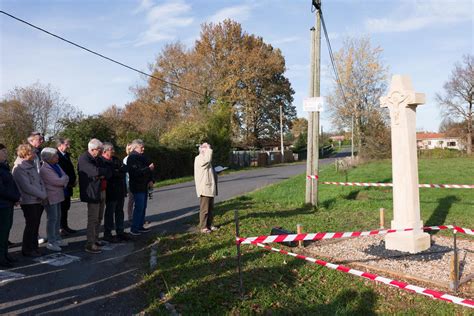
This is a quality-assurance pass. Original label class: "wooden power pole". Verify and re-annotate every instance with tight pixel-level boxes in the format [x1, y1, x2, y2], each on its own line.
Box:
[305, 0, 321, 206]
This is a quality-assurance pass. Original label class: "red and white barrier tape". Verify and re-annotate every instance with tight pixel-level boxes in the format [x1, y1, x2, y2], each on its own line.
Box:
[237, 225, 473, 245]
[248, 241, 474, 308]
[320, 181, 474, 189]
[307, 175, 319, 180]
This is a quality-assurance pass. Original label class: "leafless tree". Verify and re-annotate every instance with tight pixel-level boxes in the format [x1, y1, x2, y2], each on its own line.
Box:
[436, 54, 473, 154]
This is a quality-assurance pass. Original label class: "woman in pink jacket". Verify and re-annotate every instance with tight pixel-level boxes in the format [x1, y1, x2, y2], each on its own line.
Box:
[40, 148, 69, 252]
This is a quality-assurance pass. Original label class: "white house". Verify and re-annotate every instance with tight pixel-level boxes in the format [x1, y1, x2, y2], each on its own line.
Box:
[416, 132, 464, 151]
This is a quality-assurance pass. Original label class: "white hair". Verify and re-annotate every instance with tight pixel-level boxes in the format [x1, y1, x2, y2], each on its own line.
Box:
[103, 142, 114, 152]
[88, 138, 103, 151]
[130, 139, 144, 152]
[40, 147, 58, 162]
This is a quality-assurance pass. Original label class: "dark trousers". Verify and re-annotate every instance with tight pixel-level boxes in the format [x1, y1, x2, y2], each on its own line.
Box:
[104, 198, 125, 236]
[0, 206, 14, 259]
[131, 192, 147, 233]
[21, 204, 43, 254]
[60, 194, 71, 229]
[199, 196, 214, 230]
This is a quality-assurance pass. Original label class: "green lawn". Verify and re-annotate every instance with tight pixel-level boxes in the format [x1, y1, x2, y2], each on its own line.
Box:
[142, 157, 473, 315]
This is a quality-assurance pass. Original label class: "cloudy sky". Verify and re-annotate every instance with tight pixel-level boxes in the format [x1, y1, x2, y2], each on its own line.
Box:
[1, 0, 472, 132]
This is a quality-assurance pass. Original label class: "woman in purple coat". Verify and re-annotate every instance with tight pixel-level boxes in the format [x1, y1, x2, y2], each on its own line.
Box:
[40, 148, 69, 252]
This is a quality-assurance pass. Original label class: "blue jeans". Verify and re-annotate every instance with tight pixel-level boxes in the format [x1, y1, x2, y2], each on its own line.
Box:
[45, 203, 61, 244]
[131, 192, 147, 233]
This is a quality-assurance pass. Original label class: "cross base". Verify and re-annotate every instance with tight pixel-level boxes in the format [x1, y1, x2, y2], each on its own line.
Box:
[385, 230, 430, 253]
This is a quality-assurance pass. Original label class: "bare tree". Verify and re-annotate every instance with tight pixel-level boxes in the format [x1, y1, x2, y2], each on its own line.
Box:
[326, 36, 390, 158]
[436, 54, 473, 154]
[6, 82, 81, 138]
[0, 99, 34, 156]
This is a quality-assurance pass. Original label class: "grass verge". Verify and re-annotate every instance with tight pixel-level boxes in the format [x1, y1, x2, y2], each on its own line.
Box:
[144, 157, 473, 314]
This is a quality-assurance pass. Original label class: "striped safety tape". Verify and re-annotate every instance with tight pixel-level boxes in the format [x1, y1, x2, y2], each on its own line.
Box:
[237, 225, 473, 245]
[307, 175, 319, 180]
[321, 181, 474, 189]
[248, 241, 474, 308]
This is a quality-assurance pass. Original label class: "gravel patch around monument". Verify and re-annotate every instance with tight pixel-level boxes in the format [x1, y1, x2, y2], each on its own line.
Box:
[304, 234, 473, 293]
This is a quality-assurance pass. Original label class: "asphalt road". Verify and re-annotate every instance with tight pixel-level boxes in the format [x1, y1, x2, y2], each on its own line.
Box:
[1, 153, 347, 315]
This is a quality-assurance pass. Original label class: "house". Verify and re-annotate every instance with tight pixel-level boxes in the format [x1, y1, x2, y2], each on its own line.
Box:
[329, 135, 345, 142]
[416, 132, 464, 151]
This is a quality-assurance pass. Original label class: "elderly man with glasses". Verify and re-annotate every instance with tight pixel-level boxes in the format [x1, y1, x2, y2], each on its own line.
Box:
[77, 139, 111, 254]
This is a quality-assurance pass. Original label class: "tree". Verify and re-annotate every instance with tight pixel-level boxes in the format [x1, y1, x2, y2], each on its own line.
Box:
[436, 54, 473, 154]
[133, 20, 296, 148]
[290, 118, 308, 139]
[326, 36, 389, 158]
[0, 99, 34, 159]
[6, 82, 81, 138]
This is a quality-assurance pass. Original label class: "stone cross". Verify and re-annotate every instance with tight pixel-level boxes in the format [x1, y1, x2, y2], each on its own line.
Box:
[380, 75, 430, 253]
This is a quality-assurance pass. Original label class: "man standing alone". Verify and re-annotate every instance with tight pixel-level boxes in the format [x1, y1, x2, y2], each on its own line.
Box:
[56, 138, 77, 235]
[194, 143, 218, 234]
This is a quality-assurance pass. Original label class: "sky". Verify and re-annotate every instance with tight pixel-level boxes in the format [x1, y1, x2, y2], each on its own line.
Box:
[1, 0, 472, 133]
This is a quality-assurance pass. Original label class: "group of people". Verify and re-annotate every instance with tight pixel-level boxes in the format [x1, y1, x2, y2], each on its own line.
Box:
[0, 132, 219, 268]
[0, 133, 157, 267]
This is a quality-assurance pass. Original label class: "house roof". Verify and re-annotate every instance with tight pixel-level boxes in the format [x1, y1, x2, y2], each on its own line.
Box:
[416, 132, 445, 140]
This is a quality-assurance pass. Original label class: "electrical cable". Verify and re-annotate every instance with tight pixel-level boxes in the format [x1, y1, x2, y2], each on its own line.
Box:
[0, 10, 204, 97]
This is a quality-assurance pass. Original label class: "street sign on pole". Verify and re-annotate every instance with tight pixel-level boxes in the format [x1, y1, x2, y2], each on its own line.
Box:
[303, 97, 324, 112]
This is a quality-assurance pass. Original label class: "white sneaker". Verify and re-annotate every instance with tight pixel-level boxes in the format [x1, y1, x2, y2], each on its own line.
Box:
[46, 243, 62, 252]
[38, 237, 47, 244]
[56, 240, 68, 247]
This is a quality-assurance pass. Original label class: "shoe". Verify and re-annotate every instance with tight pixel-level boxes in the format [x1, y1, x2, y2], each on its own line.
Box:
[129, 231, 141, 236]
[201, 228, 212, 234]
[209, 226, 218, 231]
[85, 244, 102, 254]
[23, 250, 42, 258]
[5, 254, 18, 263]
[117, 233, 132, 241]
[102, 235, 119, 243]
[56, 240, 68, 247]
[63, 227, 77, 234]
[0, 258, 13, 268]
[46, 243, 62, 252]
[138, 228, 151, 233]
[38, 237, 47, 244]
[60, 229, 69, 237]
[95, 240, 108, 247]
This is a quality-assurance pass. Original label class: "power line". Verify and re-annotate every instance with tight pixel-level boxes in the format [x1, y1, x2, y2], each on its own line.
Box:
[0, 10, 204, 97]
[311, 3, 348, 105]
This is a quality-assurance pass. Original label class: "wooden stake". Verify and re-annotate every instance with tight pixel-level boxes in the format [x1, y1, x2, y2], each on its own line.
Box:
[379, 208, 385, 229]
[297, 224, 303, 248]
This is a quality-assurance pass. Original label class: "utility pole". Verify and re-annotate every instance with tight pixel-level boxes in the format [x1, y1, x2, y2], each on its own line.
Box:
[280, 104, 284, 163]
[305, 0, 321, 206]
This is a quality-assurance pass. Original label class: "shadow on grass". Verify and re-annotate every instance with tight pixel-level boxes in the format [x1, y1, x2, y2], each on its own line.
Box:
[425, 195, 460, 230]
[148, 245, 378, 315]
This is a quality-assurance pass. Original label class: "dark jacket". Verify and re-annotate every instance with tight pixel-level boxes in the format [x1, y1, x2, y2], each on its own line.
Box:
[101, 156, 127, 201]
[57, 150, 77, 197]
[127, 151, 153, 193]
[0, 162, 21, 208]
[77, 151, 111, 203]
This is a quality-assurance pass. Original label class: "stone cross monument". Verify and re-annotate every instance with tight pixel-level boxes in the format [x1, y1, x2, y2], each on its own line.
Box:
[380, 75, 430, 253]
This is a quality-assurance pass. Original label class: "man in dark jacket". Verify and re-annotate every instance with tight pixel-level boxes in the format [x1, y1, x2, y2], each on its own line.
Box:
[77, 139, 110, 254]
[0, 144, 21, 268]
[100, 143, 130, 242]
[127, 139, 154, 235]
[56, 138, 77, 235]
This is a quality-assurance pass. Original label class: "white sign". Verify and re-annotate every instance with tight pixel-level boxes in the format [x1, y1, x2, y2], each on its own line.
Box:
[303, 97, 324, 112]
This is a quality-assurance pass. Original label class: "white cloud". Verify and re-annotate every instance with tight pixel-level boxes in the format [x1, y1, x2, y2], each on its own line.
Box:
[209, 5, 252, 24]
[271, 36, 302, 46]
[133, 0, 154, 14]
[365, 0, 472, 33]
[135, 0, 193, 46]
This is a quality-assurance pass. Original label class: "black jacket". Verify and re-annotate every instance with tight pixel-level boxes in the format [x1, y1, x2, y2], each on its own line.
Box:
[77, 151, 111, 203]
[0, 162, 21, 208]
[100, 156, 127, 201]
[57, 151, 77, 196]
[127, 151, 153, 193]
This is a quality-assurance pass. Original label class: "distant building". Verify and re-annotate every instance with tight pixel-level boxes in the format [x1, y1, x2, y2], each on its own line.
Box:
[416, 132, 464, 150]
[329, 135, 345, 142]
